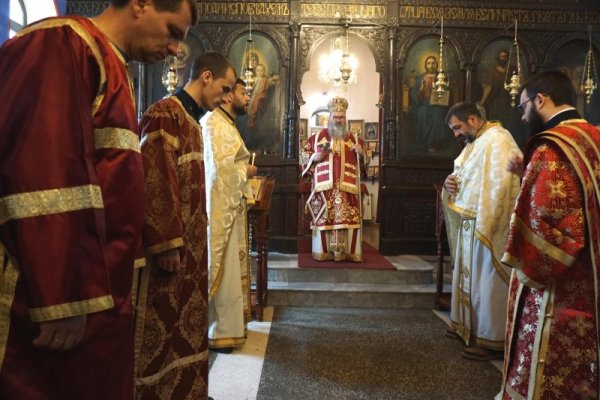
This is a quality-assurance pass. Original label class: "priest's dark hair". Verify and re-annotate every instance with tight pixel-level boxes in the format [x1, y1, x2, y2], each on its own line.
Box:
[110, 0, 198, 25]
[519, 70, 577, 107]
[445, 102, 483, 125]
[189, 52, 235, 82]
[234, 78, 246, 88]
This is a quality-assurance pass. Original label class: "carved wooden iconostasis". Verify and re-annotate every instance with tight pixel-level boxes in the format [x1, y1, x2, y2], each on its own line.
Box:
[67, 0, 600, 255]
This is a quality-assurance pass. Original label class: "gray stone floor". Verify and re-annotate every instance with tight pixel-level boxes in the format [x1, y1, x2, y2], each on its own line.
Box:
[255, 307, 501, 400]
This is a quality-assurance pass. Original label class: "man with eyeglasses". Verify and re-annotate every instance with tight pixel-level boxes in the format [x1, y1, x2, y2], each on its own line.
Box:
[135, 52, 235, 400]
[498, 70, 600, 399]
[441, 102, 522, 361]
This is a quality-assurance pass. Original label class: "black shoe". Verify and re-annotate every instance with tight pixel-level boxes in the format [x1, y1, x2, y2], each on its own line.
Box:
[211, 346, 233, 354]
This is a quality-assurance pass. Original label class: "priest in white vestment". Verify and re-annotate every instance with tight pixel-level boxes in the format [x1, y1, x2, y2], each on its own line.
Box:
[441, 102, 521, 361]
[202, 78, 257, 351]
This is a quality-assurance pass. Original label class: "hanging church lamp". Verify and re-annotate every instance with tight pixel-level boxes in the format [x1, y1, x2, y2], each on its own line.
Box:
[433, 16, 449, 98]
[241, 16, 257, 95]
[504, 20, 522, 107]
[161, 56, 178, 95]
[318, 17, 358, 90]
[580, 25, 598, 104]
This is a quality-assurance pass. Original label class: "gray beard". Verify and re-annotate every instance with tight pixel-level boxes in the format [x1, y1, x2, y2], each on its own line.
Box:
[328, 121, 347, 139]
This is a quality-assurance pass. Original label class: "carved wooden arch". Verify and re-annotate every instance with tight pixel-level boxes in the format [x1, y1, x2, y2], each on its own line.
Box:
[186, 28, 213, 53]
[471, 32, 538, 74]
[221, 25, 289, 67]
[396, 29, 466, 70]
[542, 31, 600, 67]
[298, 25, 386, 79]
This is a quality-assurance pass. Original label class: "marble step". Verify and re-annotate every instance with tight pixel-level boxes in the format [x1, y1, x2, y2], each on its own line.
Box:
[266, 254, 435, 285]
[267, 281, 452, 309]
[257, 253, 451, 309]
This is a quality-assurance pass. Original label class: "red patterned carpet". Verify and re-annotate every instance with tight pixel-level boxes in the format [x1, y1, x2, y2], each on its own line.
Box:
[297, 237, 396, 270]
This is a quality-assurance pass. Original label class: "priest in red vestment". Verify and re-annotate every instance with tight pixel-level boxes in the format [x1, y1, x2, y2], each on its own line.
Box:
[300, 97, 369, 262]
[0, 1, 196, 399]
[135, 53, 235, 399]
[498, 70, 600, 400]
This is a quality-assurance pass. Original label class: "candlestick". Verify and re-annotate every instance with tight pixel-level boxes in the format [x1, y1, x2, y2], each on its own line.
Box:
[251, 152, 256, 166]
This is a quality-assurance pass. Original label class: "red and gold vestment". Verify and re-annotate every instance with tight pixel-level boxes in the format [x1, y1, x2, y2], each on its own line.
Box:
[0, 16, 143, 399]
[301, 129, 367, 262]
[135, 96, 208, 399]
[499, 120, 600, 399]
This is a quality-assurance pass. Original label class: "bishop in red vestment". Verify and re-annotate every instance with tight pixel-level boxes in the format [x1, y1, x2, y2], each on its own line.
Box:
[300, 97, 368, 262]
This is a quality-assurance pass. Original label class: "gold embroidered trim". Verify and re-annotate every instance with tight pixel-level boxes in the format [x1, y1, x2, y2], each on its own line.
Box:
[146, 238, 183, 256]
[475, 230, 510, 283]
[501, 252, 523, 270]
[515, 269, 545, 289]
[0, 185, 104, 224]
[445, 200, 477, 219]
[142, 129, 180, 149]
[94, 127, 140, 153]
[339, 181, 359, 194]
[18, 18, 107, 118]
[0, 245, 18, 372]
[136, 350, 209, 385]
[133, 257, 146, 269]
[29, 295, 114, 322]
[208, 337, 246, 348]
[178, 152, 203, 166]
[513, 216, 576, 266]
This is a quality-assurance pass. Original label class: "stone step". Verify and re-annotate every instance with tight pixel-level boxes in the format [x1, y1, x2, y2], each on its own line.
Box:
[266, 254, 434, 285]
[256, 253, 451, 309]
[267, 281, 453, 309]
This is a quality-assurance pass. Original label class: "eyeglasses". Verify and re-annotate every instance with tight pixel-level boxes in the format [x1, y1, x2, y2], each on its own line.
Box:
[516, 96, 535, 114]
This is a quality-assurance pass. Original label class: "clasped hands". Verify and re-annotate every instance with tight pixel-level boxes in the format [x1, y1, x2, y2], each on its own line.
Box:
[443, 174, 460, 196]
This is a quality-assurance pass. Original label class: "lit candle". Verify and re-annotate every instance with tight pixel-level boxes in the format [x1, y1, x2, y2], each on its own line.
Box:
[251, 152, 256, 166]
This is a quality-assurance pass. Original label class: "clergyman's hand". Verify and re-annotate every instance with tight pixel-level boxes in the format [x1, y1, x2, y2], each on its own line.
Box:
[313, 150, 328, 162]
[443, 174, 459, 196]
[354, 144, 364, 156]
[156, 248, 181, 272]
[507, 152, 524, 177]
[33, 314, 87, 351]
[247, 165, 258, 178]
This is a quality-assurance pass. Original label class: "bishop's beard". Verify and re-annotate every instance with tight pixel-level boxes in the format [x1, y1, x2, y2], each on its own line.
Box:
[328, 120, 347, 139]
